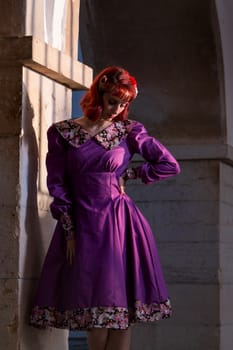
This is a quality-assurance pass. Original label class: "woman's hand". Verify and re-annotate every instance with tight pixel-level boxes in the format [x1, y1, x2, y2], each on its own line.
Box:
[66, 238, 75, 265]
[119, 176, 126, 194]
[119, 168, 137, 194]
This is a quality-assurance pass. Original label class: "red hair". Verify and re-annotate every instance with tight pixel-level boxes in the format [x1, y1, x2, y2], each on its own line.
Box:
[80, 66, 138, 121]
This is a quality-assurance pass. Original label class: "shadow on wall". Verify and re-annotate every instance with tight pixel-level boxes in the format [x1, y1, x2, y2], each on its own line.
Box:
[19, 85, 60, 349]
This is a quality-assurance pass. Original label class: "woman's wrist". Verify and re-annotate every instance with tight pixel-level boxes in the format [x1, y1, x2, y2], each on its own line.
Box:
[60, 212, 75, 240]
[122, 167, 141, 181]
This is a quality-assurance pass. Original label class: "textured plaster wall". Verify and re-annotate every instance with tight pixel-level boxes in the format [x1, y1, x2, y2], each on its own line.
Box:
[219, 163, 233, 350]
[80, 0, 223, 145]
[215, 0, 233, 146]
[0, 59, 22, 349]
[0, 1, 86, 349]
[127, 159, 220, 350]
[0, 66, 71, 350]
[18, 67, 72, 350]
[25, 0, 79, 58]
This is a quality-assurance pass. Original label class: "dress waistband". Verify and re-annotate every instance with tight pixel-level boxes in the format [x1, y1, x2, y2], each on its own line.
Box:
[72, 172, 121, 204]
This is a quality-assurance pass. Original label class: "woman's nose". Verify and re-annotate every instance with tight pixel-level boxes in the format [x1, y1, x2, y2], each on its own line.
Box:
[112, 104, 121, 114]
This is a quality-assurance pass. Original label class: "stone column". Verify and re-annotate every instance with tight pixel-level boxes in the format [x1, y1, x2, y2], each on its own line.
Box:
[215, 1, 233, 348]
[0, 1, 92, 350]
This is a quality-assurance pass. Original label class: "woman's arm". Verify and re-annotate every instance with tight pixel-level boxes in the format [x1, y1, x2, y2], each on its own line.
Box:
[46, 124, 75, 240]
[127, 121, 180, 184]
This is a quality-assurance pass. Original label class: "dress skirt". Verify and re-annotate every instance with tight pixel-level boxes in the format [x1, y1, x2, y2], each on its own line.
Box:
[30, 173, 171, 329]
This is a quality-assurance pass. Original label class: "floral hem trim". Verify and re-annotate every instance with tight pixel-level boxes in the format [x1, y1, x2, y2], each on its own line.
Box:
[30, 300, 171, 330]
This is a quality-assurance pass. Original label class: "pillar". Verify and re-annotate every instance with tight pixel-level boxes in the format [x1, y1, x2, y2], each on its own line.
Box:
[0, 1, 92, 349]
[215, 1, 233, 348]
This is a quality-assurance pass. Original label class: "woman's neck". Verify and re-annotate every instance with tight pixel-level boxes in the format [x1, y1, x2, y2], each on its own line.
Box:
[74, 116, 114, 137]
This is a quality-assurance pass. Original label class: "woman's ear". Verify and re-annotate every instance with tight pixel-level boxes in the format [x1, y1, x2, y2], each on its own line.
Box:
[99, 75, 108, 92]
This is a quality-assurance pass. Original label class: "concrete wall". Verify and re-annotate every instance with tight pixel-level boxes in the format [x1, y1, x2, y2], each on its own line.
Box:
[0, 0, 78, 58]
[215, 0, 233, 146]
[25, 0, 79, 58]
[0, 45, 23, 347]
[0, 28, 69, 350]
[127, 159, 220, 350]
[219, 162, 233, 350]
[19, 67, 72, 350]
[80, 0, 223, 145]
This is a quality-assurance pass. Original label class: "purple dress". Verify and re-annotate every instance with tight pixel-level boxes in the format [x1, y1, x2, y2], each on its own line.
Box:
[30, 118, 180, 330]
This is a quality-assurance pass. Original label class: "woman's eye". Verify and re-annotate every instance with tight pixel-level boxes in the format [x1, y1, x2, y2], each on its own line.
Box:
[108, 99, 126, 108]
[109, 99, 116, 105]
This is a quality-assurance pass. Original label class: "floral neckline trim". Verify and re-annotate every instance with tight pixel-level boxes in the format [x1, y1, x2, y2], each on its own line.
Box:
[55, 119, 132, 150]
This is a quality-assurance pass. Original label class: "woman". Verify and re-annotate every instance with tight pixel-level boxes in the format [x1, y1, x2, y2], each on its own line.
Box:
[30, 66, 180, 350]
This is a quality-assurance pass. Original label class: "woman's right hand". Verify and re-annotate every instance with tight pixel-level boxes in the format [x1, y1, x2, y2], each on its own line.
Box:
[66, 238, 75, 265]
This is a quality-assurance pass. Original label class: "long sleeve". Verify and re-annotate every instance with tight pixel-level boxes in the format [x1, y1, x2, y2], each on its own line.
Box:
[128, 121, 180, 184]
[46, 125, 74, 239]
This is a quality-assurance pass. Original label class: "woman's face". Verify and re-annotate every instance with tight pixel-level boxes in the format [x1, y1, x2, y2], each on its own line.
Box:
[102, 93, 128, 119]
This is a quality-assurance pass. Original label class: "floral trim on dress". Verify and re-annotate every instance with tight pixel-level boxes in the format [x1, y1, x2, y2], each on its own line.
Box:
[94, 120, 132, 150]
[30, 300, 171, 330]
[55, 119, 90, 147]
[54, 119, 132, 150]
[60, 212, 75, 240]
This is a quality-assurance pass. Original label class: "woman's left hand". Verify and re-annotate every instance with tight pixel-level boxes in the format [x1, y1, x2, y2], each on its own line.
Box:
[119, 168, 137, 194]
[66, 238, 75, 265]
[119, 176, 126, 194]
